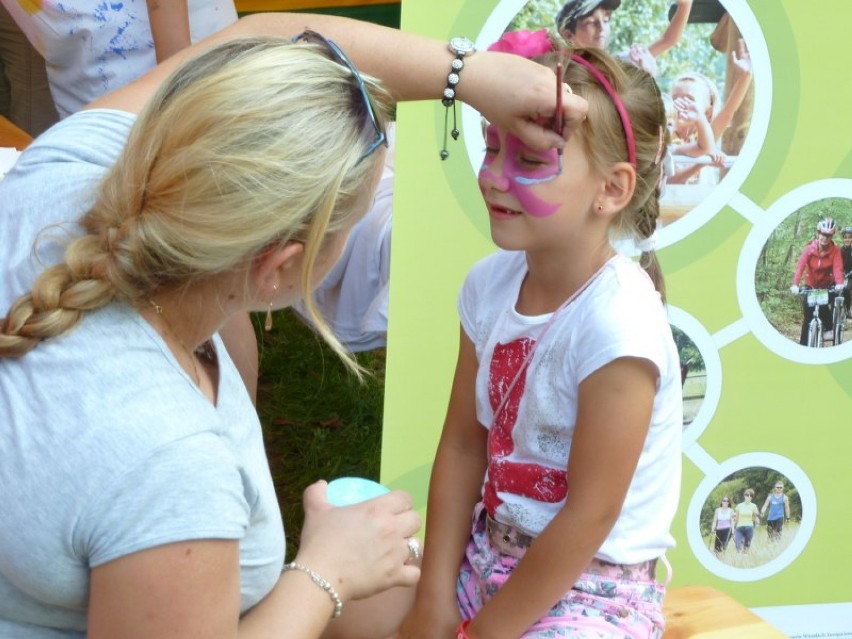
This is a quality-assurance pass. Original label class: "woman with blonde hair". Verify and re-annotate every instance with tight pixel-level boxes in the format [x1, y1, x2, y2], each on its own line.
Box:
[0, 13, 584, 639]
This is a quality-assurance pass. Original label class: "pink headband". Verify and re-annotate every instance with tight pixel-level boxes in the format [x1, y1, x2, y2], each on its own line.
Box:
[569, 54, 636, 167]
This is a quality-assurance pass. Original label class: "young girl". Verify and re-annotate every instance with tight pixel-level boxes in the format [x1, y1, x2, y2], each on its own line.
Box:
[399, 41, 682, 639]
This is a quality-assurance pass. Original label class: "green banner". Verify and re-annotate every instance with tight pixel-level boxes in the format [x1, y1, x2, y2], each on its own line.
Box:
[383, 1, 852, 635]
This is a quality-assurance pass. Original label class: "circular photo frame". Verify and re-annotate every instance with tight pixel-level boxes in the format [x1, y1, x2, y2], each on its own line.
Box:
[738, 178, 852, 365]
[667, 305, 722, 447]
[463, 0, 770, 250]
[686, 453, 815, 582]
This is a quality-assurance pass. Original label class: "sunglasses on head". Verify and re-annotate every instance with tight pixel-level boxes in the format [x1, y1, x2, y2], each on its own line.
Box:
[291, 30, 388, 164]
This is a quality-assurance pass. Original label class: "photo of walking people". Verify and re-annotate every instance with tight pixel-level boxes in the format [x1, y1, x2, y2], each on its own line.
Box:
[699, 467, 802, 568]
[754, 197, 852, 348]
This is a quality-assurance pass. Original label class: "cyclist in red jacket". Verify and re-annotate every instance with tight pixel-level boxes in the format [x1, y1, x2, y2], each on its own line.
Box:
[790, 217, 845, 344]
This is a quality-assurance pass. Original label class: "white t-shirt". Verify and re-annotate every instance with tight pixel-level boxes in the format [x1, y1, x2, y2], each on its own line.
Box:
[0, 0, 237, 117]
[0, 110, 284, 637]
[459, 251, 682, 564]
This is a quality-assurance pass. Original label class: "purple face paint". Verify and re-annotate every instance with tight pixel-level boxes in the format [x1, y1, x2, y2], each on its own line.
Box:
[479, 126, 563, 218]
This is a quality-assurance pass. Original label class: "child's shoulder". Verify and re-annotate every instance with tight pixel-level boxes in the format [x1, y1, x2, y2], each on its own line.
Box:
[466, 250, 525, 285]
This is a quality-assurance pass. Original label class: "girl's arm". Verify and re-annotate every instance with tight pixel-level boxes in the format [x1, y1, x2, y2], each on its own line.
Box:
[464, 357, 657, 639]
[784, 496, 791, 519]
[752, 505, 761, 525]
[399, 328, 488, 639]
[711, 509, 719, 531]
[710, 39, 752, 140]
[146, 0, 191, 63]
[88, 485, 421, 639]
[87, 13, 585, 152]
[647, 0, 693, 58]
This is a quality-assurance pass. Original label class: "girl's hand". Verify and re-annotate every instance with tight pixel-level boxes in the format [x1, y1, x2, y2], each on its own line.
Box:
[673, 96, 704, 123]
[462, 51, 588, 153]
[709, 151, 727, 167]
[396, 596, 461, 639]
[295, 481, 422, 602]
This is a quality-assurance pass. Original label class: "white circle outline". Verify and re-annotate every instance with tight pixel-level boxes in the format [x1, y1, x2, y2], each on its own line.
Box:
[686, 453, 816, 582]
[667, 306, 722, 447]
[737, 178, 852, 365]
[462, 0, 771, 250]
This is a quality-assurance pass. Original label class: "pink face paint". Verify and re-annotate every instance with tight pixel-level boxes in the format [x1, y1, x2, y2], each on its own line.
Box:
[479, 126, 562, 218]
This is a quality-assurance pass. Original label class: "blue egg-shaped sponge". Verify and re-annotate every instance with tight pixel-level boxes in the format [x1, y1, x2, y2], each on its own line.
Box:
[326, 477, 390, 506]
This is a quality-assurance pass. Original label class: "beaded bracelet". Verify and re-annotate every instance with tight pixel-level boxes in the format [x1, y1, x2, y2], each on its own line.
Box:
[456, 619, 472, 638]
[441, 37, 476, 160]
[281, 561, 343, 619]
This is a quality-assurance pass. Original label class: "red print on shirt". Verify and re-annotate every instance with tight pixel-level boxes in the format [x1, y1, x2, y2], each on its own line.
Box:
[484, 338, 568, 516]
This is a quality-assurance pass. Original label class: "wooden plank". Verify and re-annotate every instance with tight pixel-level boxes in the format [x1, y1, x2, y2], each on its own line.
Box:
[235, 0, 398, 12]
[0, 116, 32, 151]
[662, 585, 787, 638]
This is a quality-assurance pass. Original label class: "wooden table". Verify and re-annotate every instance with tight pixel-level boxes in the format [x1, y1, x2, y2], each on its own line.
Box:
[0, 115, 32, 150]
[662, 585, 787, 638]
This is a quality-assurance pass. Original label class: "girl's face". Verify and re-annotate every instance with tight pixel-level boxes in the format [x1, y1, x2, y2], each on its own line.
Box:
[843, 234, 852, 246]
[817, 232, 833, 249]
[478, 124, 599, 251]
[566, 9, 613, 49]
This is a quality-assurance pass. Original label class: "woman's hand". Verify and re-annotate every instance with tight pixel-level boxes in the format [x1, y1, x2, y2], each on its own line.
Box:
[294, 481, 422, 603]
[461, 51, 588, 153]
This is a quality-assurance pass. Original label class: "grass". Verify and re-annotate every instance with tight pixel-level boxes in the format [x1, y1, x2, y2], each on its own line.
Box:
[704, 521, 800, 568]
[254, 308, 386, 559]
[682, 371, 706, 426]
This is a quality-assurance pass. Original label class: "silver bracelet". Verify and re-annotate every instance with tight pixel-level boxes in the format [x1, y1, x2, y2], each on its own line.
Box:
[282, 561, 343, 619]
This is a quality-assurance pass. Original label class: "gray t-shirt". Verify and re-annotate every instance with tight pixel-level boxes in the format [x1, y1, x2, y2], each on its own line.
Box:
[0, 110, 284, 637]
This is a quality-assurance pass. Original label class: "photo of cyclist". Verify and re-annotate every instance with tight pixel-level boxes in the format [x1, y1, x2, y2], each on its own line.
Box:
[790, 217, 845, 345]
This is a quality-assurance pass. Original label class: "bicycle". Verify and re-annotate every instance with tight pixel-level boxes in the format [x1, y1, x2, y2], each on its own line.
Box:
[798, 286, 844, 347]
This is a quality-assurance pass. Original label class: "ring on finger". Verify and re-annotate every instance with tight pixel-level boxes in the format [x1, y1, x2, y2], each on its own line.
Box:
[406, 537, 422, 563]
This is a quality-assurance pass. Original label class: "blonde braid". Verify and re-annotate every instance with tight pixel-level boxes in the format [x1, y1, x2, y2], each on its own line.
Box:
[1, 37, 393, 362]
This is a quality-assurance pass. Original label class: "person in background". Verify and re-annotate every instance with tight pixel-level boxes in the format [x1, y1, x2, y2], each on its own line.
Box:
[760, 482, 791, 542]
[665, 39, 751, 185]
[732, 489, 760, 554]
[790, 217, 845, 345]
[400, 37, 681, 639]
[0, 0, 238, 119]
[840, 226, 852, 319]
[555, 0, 693, 77]
[0, 12, 583, 637]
